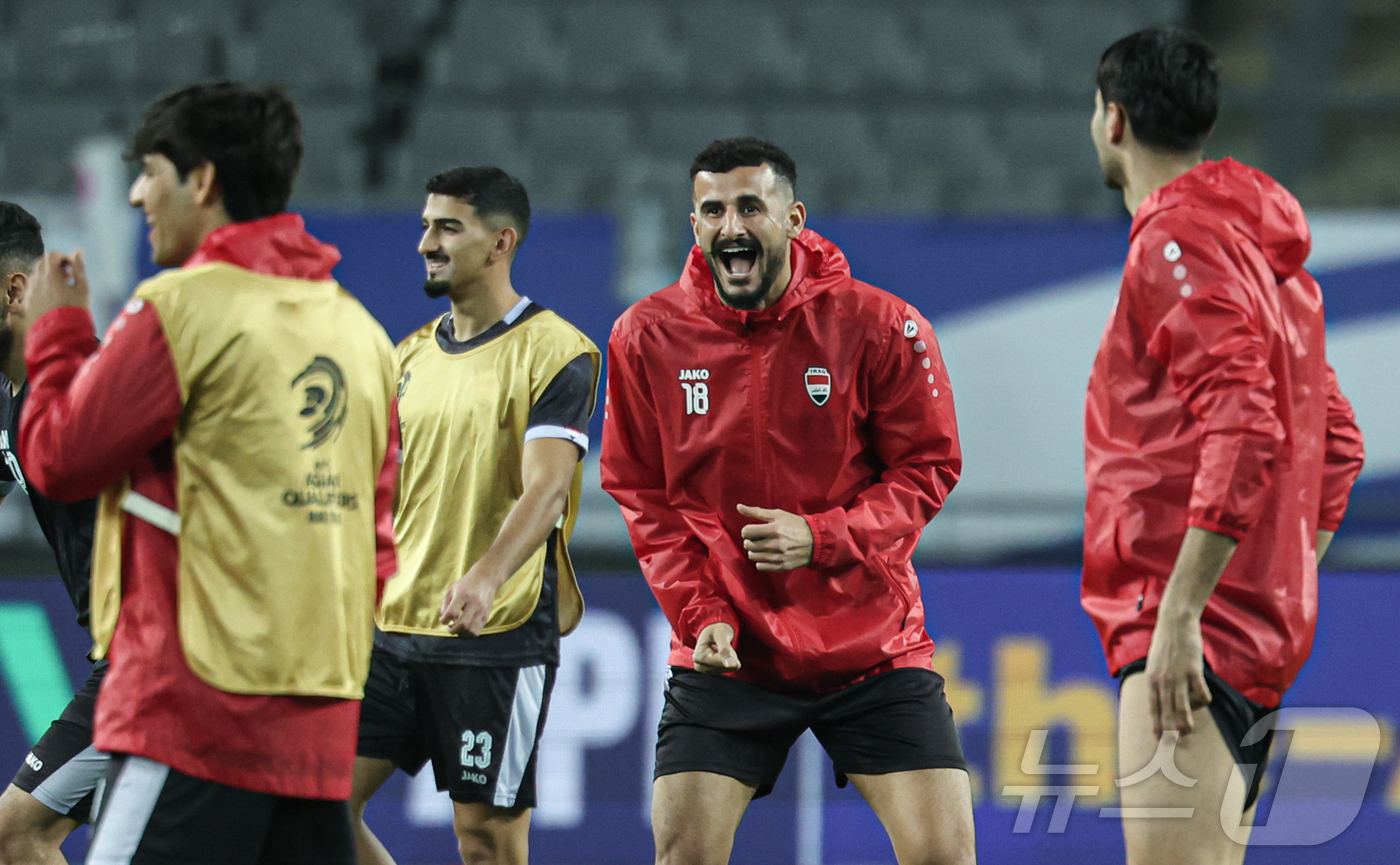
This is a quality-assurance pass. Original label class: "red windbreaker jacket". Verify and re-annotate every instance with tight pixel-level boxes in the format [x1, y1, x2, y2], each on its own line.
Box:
[21, 214, 399, 799]
[1082, 159, 1365, 707]
[601, 229, 960, 693]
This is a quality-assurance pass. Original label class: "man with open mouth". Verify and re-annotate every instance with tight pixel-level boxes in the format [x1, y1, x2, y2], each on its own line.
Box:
[602, 137, 976, 865]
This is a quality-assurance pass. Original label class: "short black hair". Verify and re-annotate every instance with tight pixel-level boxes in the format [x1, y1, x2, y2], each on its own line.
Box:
[425, 167, 531, 245]
[0, 201, 44, 276]
[1097, 28, 1220, 153]
[129, 82, 303, 223]
[690, 137, 798, 191]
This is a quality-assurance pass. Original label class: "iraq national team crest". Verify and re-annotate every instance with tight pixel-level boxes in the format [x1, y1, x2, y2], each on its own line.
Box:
[804, 367, 831, 406]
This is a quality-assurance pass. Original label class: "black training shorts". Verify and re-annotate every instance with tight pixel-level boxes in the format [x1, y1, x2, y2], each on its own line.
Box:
[655, 666, 967, 798]
[11, 660, 109, 823]
[1118, 657, 1277, 811]
[86, 755, 353, 865]
[357, 644, 555, 809]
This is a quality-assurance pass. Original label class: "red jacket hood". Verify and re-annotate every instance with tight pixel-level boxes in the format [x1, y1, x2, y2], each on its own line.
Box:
[184, 212, 341, 280]
[1132, 158, 1311, 281]
[680, 228, 852, 329]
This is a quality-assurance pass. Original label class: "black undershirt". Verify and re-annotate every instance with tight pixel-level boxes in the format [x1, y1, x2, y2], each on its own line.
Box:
[1, 375, 98, 631]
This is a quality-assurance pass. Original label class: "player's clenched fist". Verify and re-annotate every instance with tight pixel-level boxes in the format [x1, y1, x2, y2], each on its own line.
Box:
[28, 250, 90, 322]
[738, 504, 813, 571]
[439, 571, 498, 636]
[693, 622, 741, 675]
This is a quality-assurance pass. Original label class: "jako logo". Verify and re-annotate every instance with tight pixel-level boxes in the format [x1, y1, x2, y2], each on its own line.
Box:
[678, 369, 709, 381]
[24, 752, 42, 772]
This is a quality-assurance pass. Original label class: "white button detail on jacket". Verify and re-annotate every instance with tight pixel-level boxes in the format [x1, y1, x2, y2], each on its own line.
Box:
[913, 340, 926, 353]
[921, 357, 932, 369]
[1164, 240, 1182, 261]
[904, 320, 918, 337]
[1180, 284, 1193, 297]
[1173, 264, 1187, 280]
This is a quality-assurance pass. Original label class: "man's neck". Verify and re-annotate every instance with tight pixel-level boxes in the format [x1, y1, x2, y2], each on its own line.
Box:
[1121, 148, 1204, 216]
[448, 277, 522, 342]
[2, 353, 24, 393]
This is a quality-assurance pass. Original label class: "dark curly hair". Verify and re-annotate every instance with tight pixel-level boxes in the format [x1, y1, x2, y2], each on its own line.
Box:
[425, 166, 531, 245]
[690, 137, 797, 191]
[0, 201, 44, 275]
[1097, 28, 1220, 153]
[129, 82, 303, 222]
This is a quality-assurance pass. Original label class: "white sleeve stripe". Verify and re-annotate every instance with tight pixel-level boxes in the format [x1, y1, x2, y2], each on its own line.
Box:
[503, 296, 533, 325]
[525, 425, 589, 452]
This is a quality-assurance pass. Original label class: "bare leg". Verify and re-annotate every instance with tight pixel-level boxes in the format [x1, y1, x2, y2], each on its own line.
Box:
[1118, 672, 1251, 865]
[651, 772, 756, 865]
[349, 757, 399, 865]
[452, 802, 530, 865]
[847, 768, 977, 865]
[0, 784, 77, 865]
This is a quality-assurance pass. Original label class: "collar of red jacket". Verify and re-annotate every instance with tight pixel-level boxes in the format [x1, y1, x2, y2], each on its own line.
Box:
[1132, 157, 1311, 279]
[680, 228, 851, 330]
[183, 212, 341, 280]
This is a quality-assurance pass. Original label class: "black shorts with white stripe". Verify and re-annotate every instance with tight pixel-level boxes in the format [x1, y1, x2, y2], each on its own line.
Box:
[11, 660, 109, 823]
[87, 755, 353, 865]
[357, 644, 556, 809]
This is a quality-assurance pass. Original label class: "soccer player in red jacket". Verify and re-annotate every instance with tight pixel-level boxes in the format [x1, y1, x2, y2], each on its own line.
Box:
[1083, 30, 1364, 864]
[20, 84, 399, 865]
[601, 138, 975, 865]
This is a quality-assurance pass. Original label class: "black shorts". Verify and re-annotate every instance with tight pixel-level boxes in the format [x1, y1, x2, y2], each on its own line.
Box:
[1119, 658, 1276, 811]
[356, 644, 556, 808]
[86, 755, 352, 865]
[655, 666, 967, 798]
[11, 660, 109, 824]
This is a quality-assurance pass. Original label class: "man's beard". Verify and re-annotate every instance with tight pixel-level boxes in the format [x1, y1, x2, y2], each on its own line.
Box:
[705, 240, 786, 311]
[422, 252, 452, 298]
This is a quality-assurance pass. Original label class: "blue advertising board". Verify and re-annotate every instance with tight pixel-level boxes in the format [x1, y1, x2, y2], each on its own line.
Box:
[132, 210, 1400, 560]
[3, 570, 1397, 864]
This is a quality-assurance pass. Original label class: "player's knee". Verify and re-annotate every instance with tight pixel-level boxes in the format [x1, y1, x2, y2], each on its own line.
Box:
[452, 809, 526, 865]
[0, 813, 45, 862]
[885, 819, 976, 865]
[653, 827, 727, 865]
[454, 824, 495, 865]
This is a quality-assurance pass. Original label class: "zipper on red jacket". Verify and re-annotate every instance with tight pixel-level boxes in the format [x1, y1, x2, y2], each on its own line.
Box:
[748, 325, 769, 500]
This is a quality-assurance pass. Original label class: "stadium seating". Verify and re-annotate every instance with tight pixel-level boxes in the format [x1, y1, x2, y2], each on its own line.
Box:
[0, 0, 1193, 213]
[251, 1, 373, 96]
[10, 0, 136, 95]
[293, 102, 371, 204]
[0, 99, 128, 194]
[796, 3, 925, 97]
[392, 104, 530, 201]
[560, 2, 687, 95]
[133, 0, 242, 98]
[426, 0, 569, 96]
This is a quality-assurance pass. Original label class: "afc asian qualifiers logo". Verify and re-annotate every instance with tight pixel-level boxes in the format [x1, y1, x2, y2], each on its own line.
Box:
[292, 356, 348, 449]
[804, 367, 831, 406]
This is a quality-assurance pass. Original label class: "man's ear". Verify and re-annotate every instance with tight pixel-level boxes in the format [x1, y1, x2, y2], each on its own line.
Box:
[5, 271, 27, 308]
[788, 200, 807, 239]
[493, 225, 520, 261]
[1107, 102, 1128, 147]
[188, 160, 223, 209]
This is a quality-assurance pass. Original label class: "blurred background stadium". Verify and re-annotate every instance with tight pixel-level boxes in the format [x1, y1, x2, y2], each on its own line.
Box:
[2, 1, 1399, 863]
